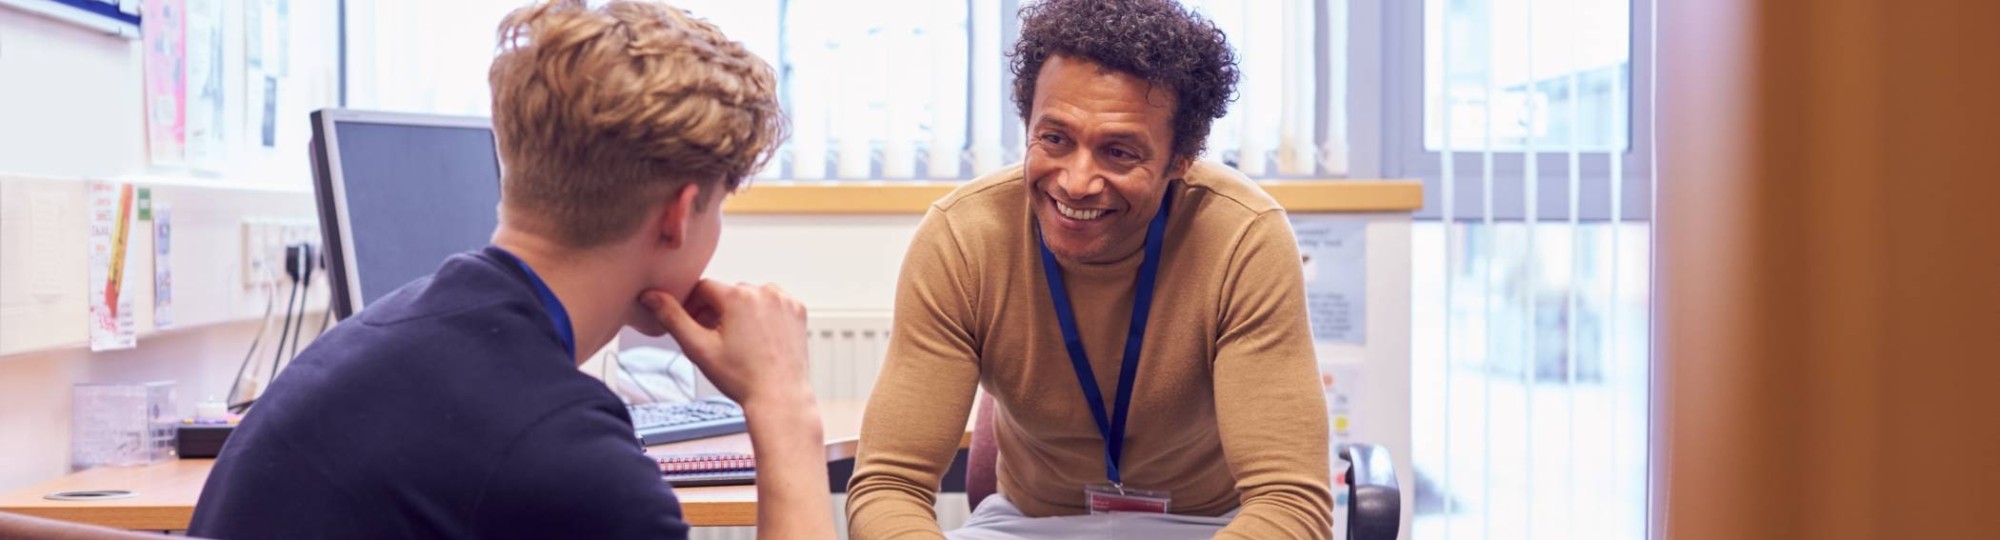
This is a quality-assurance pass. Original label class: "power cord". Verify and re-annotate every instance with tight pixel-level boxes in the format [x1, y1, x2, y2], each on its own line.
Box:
[312, 247, 334, 340]
[281, 244, 316, 370]
[226, 259, 283, 413]
[268, 254, 303, 383]
[227, 242, 319, 414]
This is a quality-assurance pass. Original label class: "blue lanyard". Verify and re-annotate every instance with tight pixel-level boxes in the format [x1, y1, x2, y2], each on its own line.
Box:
[1036, 191, 1172, 487]
[494, 247, 576, 359]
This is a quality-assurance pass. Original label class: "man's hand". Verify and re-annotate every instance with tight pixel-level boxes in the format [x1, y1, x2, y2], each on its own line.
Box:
[639, 280, 834, 539]
[641, 280, 814, 411]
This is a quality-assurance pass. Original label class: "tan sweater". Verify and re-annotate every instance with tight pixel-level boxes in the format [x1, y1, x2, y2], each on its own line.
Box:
[845, 162, 1333, 539]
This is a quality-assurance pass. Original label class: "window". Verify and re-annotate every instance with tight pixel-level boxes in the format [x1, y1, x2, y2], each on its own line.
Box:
[344, 0, 1350, 181]
[1425, 0, 1630, 152]
[1390, 0, 1656, 538]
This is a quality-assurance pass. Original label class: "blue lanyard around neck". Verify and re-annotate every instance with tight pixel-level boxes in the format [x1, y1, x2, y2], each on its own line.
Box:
[1035, 190, 1173, 487]
[494, 247, 576, 359]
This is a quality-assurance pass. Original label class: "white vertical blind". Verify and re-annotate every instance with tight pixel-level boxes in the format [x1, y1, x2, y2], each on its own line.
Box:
[1519, 2, 1539, 537]
[786, 1, 830, 180]
[880, 8, 924, 179]
[1321, 0, 1351, 175]
[1234, 0, 1271, 176]
[831, 14, 874, 180]
[1563, 9, 1584, 539]
[1436, 3, 1459, 536]
[968, 0, 1005, 175]
[926, 0, 970, 179]
[1277, 0, 1314, 174]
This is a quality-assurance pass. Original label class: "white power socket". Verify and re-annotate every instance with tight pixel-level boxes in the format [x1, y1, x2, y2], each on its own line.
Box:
[242, 218, 321, 287]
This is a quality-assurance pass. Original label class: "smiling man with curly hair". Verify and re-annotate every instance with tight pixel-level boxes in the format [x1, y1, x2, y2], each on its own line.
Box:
[847, 1, 1334, 538]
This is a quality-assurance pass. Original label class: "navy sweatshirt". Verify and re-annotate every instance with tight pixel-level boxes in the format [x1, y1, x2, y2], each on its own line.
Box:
[188, 247, 689, 539]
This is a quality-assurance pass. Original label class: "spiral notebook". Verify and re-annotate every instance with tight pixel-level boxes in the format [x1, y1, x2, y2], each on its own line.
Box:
[653, 451, 757, 487]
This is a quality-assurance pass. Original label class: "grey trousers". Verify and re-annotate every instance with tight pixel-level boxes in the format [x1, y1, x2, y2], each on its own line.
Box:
[946, 495, 1236, 540]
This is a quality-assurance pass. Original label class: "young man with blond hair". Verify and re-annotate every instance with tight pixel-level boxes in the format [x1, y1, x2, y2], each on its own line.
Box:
[189, 1, 832, 538]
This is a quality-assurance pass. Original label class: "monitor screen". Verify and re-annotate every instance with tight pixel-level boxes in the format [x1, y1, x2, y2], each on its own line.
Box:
[316, 113, 502, 315]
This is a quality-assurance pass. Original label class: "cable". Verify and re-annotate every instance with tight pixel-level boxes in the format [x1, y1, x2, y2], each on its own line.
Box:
[284, 246, 314, 368]
[312, 248, 334, 340]
[226, 261, 283, 413]
[314, 302, 333, 340]
[268, 258, 302, 387]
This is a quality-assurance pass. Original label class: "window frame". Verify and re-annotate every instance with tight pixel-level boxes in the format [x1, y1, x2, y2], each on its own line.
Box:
[1368, 0, 1655, 222]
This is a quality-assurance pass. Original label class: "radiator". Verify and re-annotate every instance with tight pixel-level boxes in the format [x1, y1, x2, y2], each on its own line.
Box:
[806, 311, 895, 402]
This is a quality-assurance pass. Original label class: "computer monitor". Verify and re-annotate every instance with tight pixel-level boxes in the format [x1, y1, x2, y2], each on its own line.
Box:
[308, 109, 503, 319]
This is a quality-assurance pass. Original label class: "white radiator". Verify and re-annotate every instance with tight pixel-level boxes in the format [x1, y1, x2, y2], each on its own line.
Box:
[805, 311, 895, 402]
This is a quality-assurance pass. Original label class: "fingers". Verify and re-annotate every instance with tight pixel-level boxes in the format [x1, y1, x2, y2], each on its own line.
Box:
[754, 283, 807, 319]
[682, 280, 732, 311]
[642, 290, 722, 360]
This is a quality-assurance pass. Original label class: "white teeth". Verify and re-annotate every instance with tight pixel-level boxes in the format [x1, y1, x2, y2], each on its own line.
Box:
[1055, 201, 1107, 221]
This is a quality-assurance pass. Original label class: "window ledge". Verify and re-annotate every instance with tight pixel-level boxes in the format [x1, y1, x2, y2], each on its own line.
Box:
[722, 179, 1423, 214]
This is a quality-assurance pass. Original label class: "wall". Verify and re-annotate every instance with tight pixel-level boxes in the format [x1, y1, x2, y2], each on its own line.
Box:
[0, 7, 326, 491]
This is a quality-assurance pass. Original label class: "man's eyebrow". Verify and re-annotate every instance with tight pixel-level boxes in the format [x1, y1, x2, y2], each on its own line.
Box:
[1094, 129, 1150, 146]
[1032, 117, 1152, 145]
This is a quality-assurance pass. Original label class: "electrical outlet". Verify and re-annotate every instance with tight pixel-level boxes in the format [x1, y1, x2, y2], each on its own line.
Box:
[242, 218, 320, 286]
[242, 221, 271, 286]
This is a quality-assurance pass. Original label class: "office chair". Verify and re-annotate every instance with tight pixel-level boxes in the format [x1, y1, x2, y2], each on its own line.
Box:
[965, 395, 1403, 540]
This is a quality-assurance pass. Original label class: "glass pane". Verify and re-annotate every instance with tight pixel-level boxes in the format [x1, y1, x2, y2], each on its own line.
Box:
[1411, 221, 1651, 539]
[1424, 0, 1630, 152]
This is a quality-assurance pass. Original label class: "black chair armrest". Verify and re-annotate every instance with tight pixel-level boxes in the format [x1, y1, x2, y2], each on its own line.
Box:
[1338, 443, 1402, 540]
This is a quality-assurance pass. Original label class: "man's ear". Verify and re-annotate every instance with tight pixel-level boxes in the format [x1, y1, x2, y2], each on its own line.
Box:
[1167, 154, 1194, 181]
[657, 183, 703, 250]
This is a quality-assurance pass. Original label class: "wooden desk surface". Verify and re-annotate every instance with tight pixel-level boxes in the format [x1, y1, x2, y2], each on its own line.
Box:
[0, 400, 953, 530]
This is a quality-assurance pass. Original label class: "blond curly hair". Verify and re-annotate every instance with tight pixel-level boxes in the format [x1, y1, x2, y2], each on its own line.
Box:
[489, 0, 786, 247]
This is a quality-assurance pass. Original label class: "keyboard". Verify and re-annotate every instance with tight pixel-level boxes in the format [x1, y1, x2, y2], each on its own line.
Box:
[628, 398, 749, 446]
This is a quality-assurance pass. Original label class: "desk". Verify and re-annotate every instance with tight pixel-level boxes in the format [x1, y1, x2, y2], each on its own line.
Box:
[0, 401, 961, 530]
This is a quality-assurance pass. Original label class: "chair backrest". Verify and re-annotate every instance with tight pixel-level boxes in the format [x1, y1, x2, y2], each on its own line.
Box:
[966, 393, 1000, 511]
[0, 511, 184, 539]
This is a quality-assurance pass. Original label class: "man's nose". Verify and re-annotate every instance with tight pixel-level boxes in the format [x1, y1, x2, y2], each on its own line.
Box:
[1053, 153, 1106, 201]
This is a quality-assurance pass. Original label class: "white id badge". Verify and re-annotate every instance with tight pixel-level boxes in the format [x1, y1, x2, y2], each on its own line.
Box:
[1085, 483, 1172, 514]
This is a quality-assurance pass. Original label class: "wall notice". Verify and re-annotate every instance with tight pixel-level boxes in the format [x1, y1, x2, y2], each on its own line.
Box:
[89, 182, 138, 351]
[153, 202, 174, 330]
[142, 0, 188, 165]
[1292, 218, 1367, 344]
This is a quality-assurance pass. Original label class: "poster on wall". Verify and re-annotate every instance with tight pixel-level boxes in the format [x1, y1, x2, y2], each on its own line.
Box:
[89, 182, 139, 351]
[1293, 218, 1368, 344]
[247, 0, 291, 149]
[184, 0, 226, 169]
[153, 201, 174, 330]
[141, 0, 186, 165]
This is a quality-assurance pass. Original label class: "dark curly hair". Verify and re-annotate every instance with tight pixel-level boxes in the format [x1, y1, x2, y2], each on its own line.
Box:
[1009, 0, 1239, 166]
